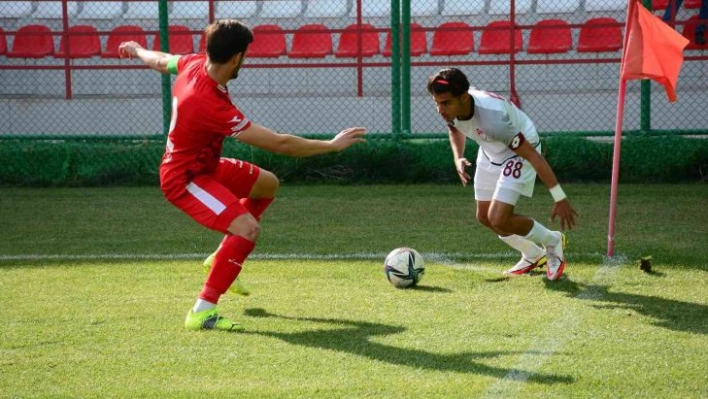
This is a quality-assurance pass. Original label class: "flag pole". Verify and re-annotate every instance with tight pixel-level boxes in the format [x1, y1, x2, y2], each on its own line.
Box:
[607, 0, 637, 258]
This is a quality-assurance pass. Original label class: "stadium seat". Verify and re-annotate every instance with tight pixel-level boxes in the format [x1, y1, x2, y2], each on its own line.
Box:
[652, 0, 670, 10]
[429, 21, 473, 56]
[489, 0, 532, 15]
[412, 1, 439, 17]
[260, 0, 303, 18]
[478, 21, 523, 54]
[685, 0, 702, 8]
[0, 1, 33, 18]
[153, 25, 194, 54]
[55, 24, 101, 58]
[78, 2, 124, 19]
[350, 0, 389, 17]
[335, 23, 380, 58]
[527, 19, 572, 54]
[288, 24, 332, 58]
[7, 24, 54, 58]
[383, 23, 427, 56]
[0, 27, 6, 55]
[32, 1, 79, 18]
[577, 18, 622, 53]
[124, 1, 159, 19]
[198, 32, 206, 52]
[247, 24, 286, 58]
[441, 0, 485, 16]
[102, 25, 147, 58]
[585, 0, 627, 11]
[216, 1, 258, 18]
[536, 0, 580, 13]
[170, 2, 208, 19]
[305, 0, 349, 17]
[682, 15, 708, 49]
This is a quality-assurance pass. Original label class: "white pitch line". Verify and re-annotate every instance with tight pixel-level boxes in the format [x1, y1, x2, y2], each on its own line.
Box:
[0, 251, 609, 263]
[482, 255, 627, 398]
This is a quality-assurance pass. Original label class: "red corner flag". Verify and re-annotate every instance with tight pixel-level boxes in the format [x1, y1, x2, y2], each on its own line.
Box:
[620, 0, 689, 102]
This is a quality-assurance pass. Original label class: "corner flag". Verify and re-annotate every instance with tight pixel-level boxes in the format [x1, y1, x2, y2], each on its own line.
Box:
[607, 0, 689, 257]
[620, 0, 689, 102]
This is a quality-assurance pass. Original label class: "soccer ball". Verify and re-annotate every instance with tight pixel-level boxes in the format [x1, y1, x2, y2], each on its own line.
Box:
[384, 247, 425, 288]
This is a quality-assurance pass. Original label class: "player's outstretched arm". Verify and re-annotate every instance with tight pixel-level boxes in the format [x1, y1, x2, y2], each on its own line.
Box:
[514, 140, 578, 230]
[237, 123, 367, 157]
[118, 41, 174, 74]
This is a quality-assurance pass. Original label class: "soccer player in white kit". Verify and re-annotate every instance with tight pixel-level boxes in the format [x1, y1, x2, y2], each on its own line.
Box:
[427, 68, 578, 280]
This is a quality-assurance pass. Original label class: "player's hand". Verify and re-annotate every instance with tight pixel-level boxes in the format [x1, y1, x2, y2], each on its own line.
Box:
[118, 41, 144, 59]
[455, 157, 472, 186]
[550, 199, 578, 231]
[330, 127, 367, 151]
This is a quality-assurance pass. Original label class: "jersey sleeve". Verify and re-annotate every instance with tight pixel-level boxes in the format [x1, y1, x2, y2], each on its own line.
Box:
[166, 55, 181, 75]
[201, 102, 252, 138]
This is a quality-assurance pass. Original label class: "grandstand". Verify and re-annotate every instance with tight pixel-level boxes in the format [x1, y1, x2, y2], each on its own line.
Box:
[0, 0, 706, 136]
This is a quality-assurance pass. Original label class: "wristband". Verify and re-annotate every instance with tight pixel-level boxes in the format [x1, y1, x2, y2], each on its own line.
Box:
[549, 185, 567, 202]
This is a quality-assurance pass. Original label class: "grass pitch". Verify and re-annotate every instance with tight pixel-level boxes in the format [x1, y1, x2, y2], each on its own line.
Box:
[0, 184, 706, 398]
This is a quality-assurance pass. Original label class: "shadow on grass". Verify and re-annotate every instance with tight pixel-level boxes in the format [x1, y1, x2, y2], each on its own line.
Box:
[242, 308, 574, 384]
[544, 279, 708, 335]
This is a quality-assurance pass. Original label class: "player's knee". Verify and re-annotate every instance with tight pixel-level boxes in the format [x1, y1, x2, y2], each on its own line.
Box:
[255, 170, 280, 198]
[476, 211, 492, 228]
[488, 213, 511, 231]
[227, 214, 261, 242]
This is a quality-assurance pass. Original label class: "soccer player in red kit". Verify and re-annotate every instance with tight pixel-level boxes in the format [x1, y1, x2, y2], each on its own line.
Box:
[118, 20, 366, 331]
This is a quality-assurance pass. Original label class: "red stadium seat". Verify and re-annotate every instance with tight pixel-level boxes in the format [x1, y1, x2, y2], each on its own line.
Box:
[55, 25, 101, 58]
[429, 21, 473, 56]
[383, 23, 427, 57]
[248, 24, 286, 58]
[335, 23, 380, 58]
[153, 25, 194, 55]
[478, 20, 523, 54]
[102, 25, 148, 58]
[527, 19, 572, 54]
[101, 25, 147, 58]
[682, 15, 708, 49]
[577, 17, 622, 53]
[199, 32, 206, 53]
[652, 0, 669, 9]
[684, 0, 701, 8]
[288, 24, 332, 58]
[7, 24, 54, 58]
[0, 27, 6, 56]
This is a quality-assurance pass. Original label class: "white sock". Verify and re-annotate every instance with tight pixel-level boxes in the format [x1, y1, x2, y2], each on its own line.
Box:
[524, 220, 559, 247]
[192, 299, 216, 313]
[499, 234, 544, 259]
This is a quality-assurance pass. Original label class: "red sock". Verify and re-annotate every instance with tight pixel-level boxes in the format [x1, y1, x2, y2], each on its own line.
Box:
[200, 235, 255, 304]
[239, 198, 274, 220]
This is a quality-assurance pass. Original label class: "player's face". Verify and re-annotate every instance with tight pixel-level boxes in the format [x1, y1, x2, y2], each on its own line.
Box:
[431, 92, 468, 123]
[230, 52, 245, 80]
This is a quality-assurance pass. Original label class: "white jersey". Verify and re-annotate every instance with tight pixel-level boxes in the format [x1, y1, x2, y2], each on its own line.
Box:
[449, 89, 539, 170]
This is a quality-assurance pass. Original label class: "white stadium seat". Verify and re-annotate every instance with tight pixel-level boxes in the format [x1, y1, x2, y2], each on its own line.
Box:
[1, 1, 34, 18]
[78, 2, 124, 19]
[441, 0, 485, 16]
[216, 1, 258, 18]
[489, 0, 533, 15]
[305, 0, 349, 18]
[536, 0, 581, 14]
[585, 0, 627, 11]
[350, 0, 390, 17]
[32, 2, 78, 18]
[123, 2, 159, 19]
[260, 0, 303, 18]
[412, 1, 439, 17]
[170, 1, 208, 19]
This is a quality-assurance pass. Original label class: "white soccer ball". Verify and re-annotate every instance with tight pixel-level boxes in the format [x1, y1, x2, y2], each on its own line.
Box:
[384, 247, 425, 288]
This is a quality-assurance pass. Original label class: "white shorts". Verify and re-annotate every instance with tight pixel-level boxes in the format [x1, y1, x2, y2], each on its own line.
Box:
[473, 148, 539, 205]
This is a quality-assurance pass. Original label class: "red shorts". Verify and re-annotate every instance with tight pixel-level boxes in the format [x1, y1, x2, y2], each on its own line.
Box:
[167, 158, 261, 234]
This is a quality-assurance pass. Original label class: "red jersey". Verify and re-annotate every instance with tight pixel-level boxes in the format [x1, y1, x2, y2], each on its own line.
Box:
[160, 53, 252, 199]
